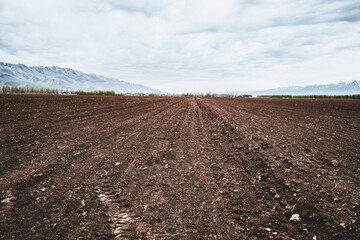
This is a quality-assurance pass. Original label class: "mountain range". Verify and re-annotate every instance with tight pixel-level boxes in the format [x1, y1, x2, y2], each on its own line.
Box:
[1, 62, 359, 96]
[238, 80, 360, 96]
[0, 62, 161, 93]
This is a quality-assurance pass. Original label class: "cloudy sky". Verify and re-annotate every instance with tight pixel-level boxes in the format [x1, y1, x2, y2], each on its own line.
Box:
[1, 0, 359, 93]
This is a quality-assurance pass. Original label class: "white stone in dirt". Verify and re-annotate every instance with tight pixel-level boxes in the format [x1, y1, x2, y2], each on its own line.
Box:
[331, 160, 339, 166]
[115, 162, 120, 166]
[290, 213, 301, 222]
[1, 197, 12, 203]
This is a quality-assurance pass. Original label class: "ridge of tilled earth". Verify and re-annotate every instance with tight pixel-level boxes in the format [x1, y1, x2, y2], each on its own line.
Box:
[0, 95, 359, 240]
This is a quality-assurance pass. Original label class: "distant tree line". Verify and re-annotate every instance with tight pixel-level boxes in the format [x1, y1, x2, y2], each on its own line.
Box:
[1, 85, 254, 98]
[1, 85, 63, 94]
[74, 90, 115, 95]
[1, 86, 117, 95]
[3, 85, 358, 99]
[258, 94, 360, 99]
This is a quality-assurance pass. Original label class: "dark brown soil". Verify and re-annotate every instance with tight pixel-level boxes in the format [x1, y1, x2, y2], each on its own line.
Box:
[0, 95, 359, 240]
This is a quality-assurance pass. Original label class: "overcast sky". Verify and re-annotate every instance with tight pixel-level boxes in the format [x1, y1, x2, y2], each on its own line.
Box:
[1, 0, 360, 93]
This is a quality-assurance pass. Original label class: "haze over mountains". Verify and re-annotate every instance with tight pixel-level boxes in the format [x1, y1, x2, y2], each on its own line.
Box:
[0, 62, 161, 94]
[238, 81, 360, 96]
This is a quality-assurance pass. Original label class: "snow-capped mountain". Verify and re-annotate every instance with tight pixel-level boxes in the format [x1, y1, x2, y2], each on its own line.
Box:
[0, 62, 162, 93]
[239, 81, 360, 96]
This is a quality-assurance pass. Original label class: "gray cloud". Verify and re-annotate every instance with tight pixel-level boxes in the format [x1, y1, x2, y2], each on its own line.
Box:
[0, 0, 359, 93]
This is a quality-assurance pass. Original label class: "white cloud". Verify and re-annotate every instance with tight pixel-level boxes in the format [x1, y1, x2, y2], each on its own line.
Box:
[0, 0, 359, 93]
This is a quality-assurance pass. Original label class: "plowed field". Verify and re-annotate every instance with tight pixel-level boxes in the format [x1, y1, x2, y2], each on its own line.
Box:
[0, 95, 359, 239]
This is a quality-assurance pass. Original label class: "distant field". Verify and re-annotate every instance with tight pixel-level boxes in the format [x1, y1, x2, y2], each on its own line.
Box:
[1, 95, 359, 239]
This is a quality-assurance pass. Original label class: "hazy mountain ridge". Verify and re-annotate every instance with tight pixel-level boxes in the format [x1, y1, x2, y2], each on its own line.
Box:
[239, 81, 360, 96]
[0, 62, 161, 93]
